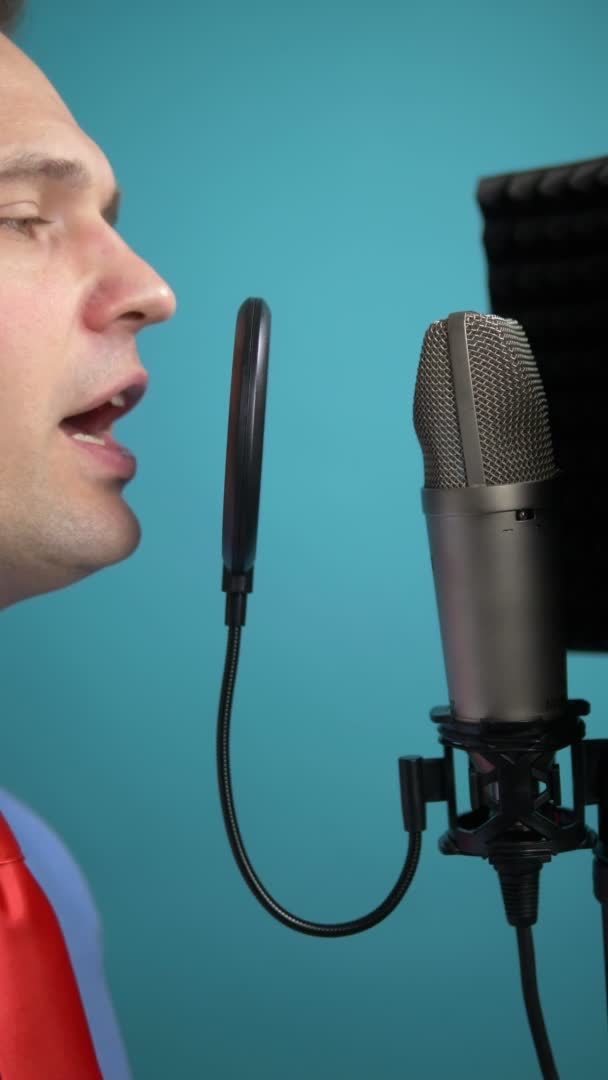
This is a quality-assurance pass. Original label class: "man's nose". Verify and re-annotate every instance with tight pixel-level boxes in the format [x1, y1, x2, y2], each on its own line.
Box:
[84, 245, 177, 333]
[118, 273, 177, 329]
[114, 248, 177, 328]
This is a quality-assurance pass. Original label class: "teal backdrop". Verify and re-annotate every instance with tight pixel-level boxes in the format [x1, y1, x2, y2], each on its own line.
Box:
[8, 1, 608, 1076]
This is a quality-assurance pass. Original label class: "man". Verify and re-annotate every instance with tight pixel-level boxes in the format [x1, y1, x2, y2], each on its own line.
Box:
[0, 1, 176, 1075]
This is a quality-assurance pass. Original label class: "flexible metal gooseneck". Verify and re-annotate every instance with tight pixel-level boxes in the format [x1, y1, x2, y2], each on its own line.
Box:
[216, 621, 422, 938]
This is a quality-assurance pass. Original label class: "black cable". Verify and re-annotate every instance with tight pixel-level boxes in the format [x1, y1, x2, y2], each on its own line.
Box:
[217, 624, 422, 937]
[602, 903, 608, 1026]
[516, 926, 559, 1080]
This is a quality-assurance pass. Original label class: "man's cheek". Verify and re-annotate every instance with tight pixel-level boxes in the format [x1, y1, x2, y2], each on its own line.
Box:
[0, 289, 69, 398]
[0, 352, 52, 459]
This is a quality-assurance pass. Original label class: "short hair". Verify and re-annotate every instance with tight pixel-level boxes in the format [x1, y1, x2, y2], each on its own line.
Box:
[0, 0, 25, 34]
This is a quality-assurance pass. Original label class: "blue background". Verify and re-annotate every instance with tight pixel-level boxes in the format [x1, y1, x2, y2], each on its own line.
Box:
[9, 1, 608, 1076]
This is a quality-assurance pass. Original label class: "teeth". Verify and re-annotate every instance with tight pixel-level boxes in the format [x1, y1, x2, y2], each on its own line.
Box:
[110, 393, 126, 407]
[72, 433, 106, 446]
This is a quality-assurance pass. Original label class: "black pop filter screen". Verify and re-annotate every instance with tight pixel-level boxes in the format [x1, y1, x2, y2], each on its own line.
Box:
[222, 298, 271, 578]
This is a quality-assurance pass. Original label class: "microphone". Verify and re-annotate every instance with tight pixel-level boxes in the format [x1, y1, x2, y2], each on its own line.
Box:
[413, 311, 570, 1079]
[413, 310, 566, 726]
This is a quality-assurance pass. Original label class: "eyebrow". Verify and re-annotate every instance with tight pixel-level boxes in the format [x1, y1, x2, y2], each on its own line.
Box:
[0, 152, 122, 225]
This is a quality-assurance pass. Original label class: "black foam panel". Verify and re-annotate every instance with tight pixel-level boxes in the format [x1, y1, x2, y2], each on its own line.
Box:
[477, 155, 608, 651]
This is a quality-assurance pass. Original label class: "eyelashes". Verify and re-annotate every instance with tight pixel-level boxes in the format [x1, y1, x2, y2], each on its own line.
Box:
[0, 217, 50, 237]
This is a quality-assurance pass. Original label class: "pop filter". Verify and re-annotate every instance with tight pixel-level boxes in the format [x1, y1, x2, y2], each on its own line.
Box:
[221, 298, 271, 624]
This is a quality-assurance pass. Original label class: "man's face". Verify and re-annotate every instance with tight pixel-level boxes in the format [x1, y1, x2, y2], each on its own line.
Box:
[0, 34, 176, 606]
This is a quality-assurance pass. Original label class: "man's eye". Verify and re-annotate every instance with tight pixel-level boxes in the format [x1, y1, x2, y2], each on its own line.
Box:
[0, 217, 49, 237]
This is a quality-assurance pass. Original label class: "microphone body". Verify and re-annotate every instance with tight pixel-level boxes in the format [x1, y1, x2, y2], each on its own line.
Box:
[414, 311, 566, 726]
[423, 480, 566, 724]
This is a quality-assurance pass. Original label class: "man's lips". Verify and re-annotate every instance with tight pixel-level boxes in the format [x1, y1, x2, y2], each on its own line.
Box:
[60, 371, 148, 431]
[62, 427, 138, 480]
[59, 371, 148, 481]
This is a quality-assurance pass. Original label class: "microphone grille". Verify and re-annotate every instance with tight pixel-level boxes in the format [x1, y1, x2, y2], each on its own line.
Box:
[413, 312, 559, 489]
[414, 319, 467, 489]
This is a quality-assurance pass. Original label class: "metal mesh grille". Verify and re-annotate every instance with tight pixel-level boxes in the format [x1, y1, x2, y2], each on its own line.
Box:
[413, 312, 559, 489]
[466, 313, 558, 485]
[413, 320, 467, 488]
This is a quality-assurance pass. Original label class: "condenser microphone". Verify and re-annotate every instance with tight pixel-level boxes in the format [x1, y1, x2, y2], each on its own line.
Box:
[413, 311, 566, 725]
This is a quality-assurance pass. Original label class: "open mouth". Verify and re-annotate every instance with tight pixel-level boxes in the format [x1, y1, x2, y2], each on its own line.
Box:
[59, 383, 145, 443]
[59, 382, 147, 480]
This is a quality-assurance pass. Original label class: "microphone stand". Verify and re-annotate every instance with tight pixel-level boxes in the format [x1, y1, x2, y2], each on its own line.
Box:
[399, 699, 608, 1077]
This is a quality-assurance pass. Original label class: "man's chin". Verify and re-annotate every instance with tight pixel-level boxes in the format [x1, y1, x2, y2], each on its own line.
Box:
[0, 485, 143, 607]
[68, 498, 142, 576]
[37, 499, 141, 599]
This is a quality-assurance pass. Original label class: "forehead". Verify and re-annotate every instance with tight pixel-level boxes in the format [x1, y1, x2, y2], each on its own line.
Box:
[0, 35, 116, 196]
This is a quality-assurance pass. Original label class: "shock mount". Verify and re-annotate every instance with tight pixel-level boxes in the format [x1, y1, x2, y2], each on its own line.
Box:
[399, 700, 608, 927]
